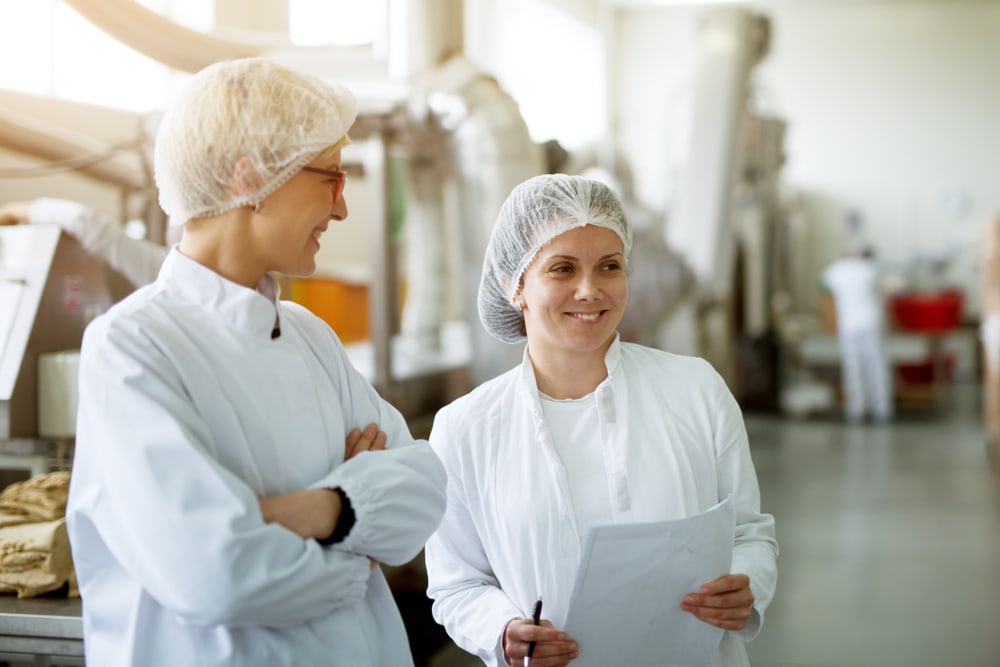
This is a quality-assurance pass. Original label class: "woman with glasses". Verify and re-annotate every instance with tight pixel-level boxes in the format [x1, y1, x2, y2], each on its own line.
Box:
[65, 57, 446, 667]
[0, 168, 346, 290]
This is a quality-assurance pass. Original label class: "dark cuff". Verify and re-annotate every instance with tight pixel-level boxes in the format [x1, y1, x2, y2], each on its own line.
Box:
[317, 487, 355, 546]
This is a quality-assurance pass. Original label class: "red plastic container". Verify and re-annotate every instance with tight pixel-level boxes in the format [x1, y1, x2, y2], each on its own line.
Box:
[896, 355, 955, 384]
[889, 290, 963, 333]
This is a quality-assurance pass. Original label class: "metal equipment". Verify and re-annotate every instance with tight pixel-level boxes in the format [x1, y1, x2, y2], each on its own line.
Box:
[0, 225, 111, 469]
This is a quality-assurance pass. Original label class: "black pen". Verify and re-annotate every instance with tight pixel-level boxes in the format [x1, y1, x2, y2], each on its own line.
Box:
[524, 595, 543, 667]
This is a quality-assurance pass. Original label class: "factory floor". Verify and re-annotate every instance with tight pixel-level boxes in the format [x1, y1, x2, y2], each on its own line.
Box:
[5, 382, 995, 667]
[427, 380, 1000, 667]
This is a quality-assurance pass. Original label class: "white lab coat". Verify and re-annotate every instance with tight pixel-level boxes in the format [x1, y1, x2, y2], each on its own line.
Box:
[425, 338, 778, 667]
[821, 256, 883, 336]
[66, 249, 447, 666]
[821, 256, 893, 420]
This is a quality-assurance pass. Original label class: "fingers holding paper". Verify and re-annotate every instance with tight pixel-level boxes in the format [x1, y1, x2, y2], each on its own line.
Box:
[680, 573, 755, 631]
[503, 618, 578, 666]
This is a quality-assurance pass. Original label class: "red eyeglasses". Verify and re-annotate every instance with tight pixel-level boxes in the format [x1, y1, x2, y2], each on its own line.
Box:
[301, 166, 348, 204]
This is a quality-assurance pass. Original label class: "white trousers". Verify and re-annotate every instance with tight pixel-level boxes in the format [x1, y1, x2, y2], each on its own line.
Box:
[839, 328, 893, 421]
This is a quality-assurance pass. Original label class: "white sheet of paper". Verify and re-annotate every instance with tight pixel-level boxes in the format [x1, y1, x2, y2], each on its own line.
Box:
[563, 496, 735, 667]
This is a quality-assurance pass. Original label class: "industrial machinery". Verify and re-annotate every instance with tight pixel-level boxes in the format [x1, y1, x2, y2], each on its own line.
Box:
[657, 8, 796, 409]
[0, 225, 111, 481]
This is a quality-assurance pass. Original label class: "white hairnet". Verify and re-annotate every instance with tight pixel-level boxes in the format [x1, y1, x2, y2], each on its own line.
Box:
[478, 173, 633, 344]
[155, 58, 358, 225]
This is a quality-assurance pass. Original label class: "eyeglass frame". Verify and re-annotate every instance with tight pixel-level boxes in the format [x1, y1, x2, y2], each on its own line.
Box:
[301, 166, 348, 205]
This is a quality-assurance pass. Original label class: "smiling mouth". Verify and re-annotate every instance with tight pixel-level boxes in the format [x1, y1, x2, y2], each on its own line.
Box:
[569, 311, 604, 322]
[312, 229, 325, 240]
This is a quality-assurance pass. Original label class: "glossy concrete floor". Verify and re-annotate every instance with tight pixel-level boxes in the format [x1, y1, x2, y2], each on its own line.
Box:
[743, 382, 1000, 667]
[429, 381, 1000, 667]
[8, 384, 996, 667]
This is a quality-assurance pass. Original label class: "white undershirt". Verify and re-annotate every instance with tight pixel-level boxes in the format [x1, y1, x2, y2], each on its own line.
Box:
[539, 392, 613, 541]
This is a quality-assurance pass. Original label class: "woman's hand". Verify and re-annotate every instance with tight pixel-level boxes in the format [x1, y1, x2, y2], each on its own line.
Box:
[258, 488, 342, 540]
[680, 573, 755, 631]
[258, 424, 385, 540]
[0, 201, 31, 226]
[344, 422, 387, 461]
[503, 618, 577, 667]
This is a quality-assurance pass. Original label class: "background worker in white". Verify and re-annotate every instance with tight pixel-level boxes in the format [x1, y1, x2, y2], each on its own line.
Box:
[424, 174, 778, 667]
[821, 245, 893, 423]
[0, 197, 168, 288]
[65, 58, 446, 667]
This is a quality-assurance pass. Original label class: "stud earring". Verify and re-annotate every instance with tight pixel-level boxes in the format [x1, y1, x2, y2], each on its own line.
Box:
[253, 202, 262, 214]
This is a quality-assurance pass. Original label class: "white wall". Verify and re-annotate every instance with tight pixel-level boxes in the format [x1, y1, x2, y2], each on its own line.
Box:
[614, 0, 1000, 315]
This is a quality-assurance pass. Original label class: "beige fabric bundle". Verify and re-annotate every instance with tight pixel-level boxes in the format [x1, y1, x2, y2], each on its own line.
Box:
[0, 472, 76, 597]
[0, 471, 70, 529]
[0, 518, 74, 598]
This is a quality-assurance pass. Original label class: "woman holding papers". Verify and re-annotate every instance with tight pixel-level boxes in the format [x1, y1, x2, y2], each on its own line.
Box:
[424, 174, 778, 667]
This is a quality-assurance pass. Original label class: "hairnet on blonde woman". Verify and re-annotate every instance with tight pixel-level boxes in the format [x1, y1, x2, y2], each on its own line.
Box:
[154, 58, 358, 225]
[478, 174, 633, 344]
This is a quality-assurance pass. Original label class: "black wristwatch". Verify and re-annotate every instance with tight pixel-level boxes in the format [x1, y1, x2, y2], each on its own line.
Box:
[317, 487, 355, 546]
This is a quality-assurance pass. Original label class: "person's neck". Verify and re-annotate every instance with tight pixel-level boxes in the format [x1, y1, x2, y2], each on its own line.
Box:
[528, 339, 614, 400]
[178, 211, 263, 288]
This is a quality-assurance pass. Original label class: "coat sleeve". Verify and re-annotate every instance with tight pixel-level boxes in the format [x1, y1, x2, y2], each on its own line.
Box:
[31, 198, 167, 288]
[70, 317, 372, 629]
[423, 404, 522, 667]
[710, 368, 779, 641]
[321, 439, 447, 567]
[304, 332, 447, 567]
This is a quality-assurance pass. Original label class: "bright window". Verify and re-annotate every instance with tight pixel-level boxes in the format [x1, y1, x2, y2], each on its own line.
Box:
[0, 0, 206, 112]
[0, 0, 377, 112]
[0, 2, 53, 95]
[289, 0, 378, 46]
[498, 3, 605, 149]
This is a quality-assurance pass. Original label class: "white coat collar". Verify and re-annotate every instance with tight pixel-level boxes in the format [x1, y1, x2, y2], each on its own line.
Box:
[519, 333, 632, 514]
[157, 248, 282, 340]
[519, 333, 623, 395]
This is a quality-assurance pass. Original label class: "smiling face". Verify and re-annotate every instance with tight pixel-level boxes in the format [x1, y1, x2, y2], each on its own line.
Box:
[248, 147, 348, 278]
[515, 224, 627, 365]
